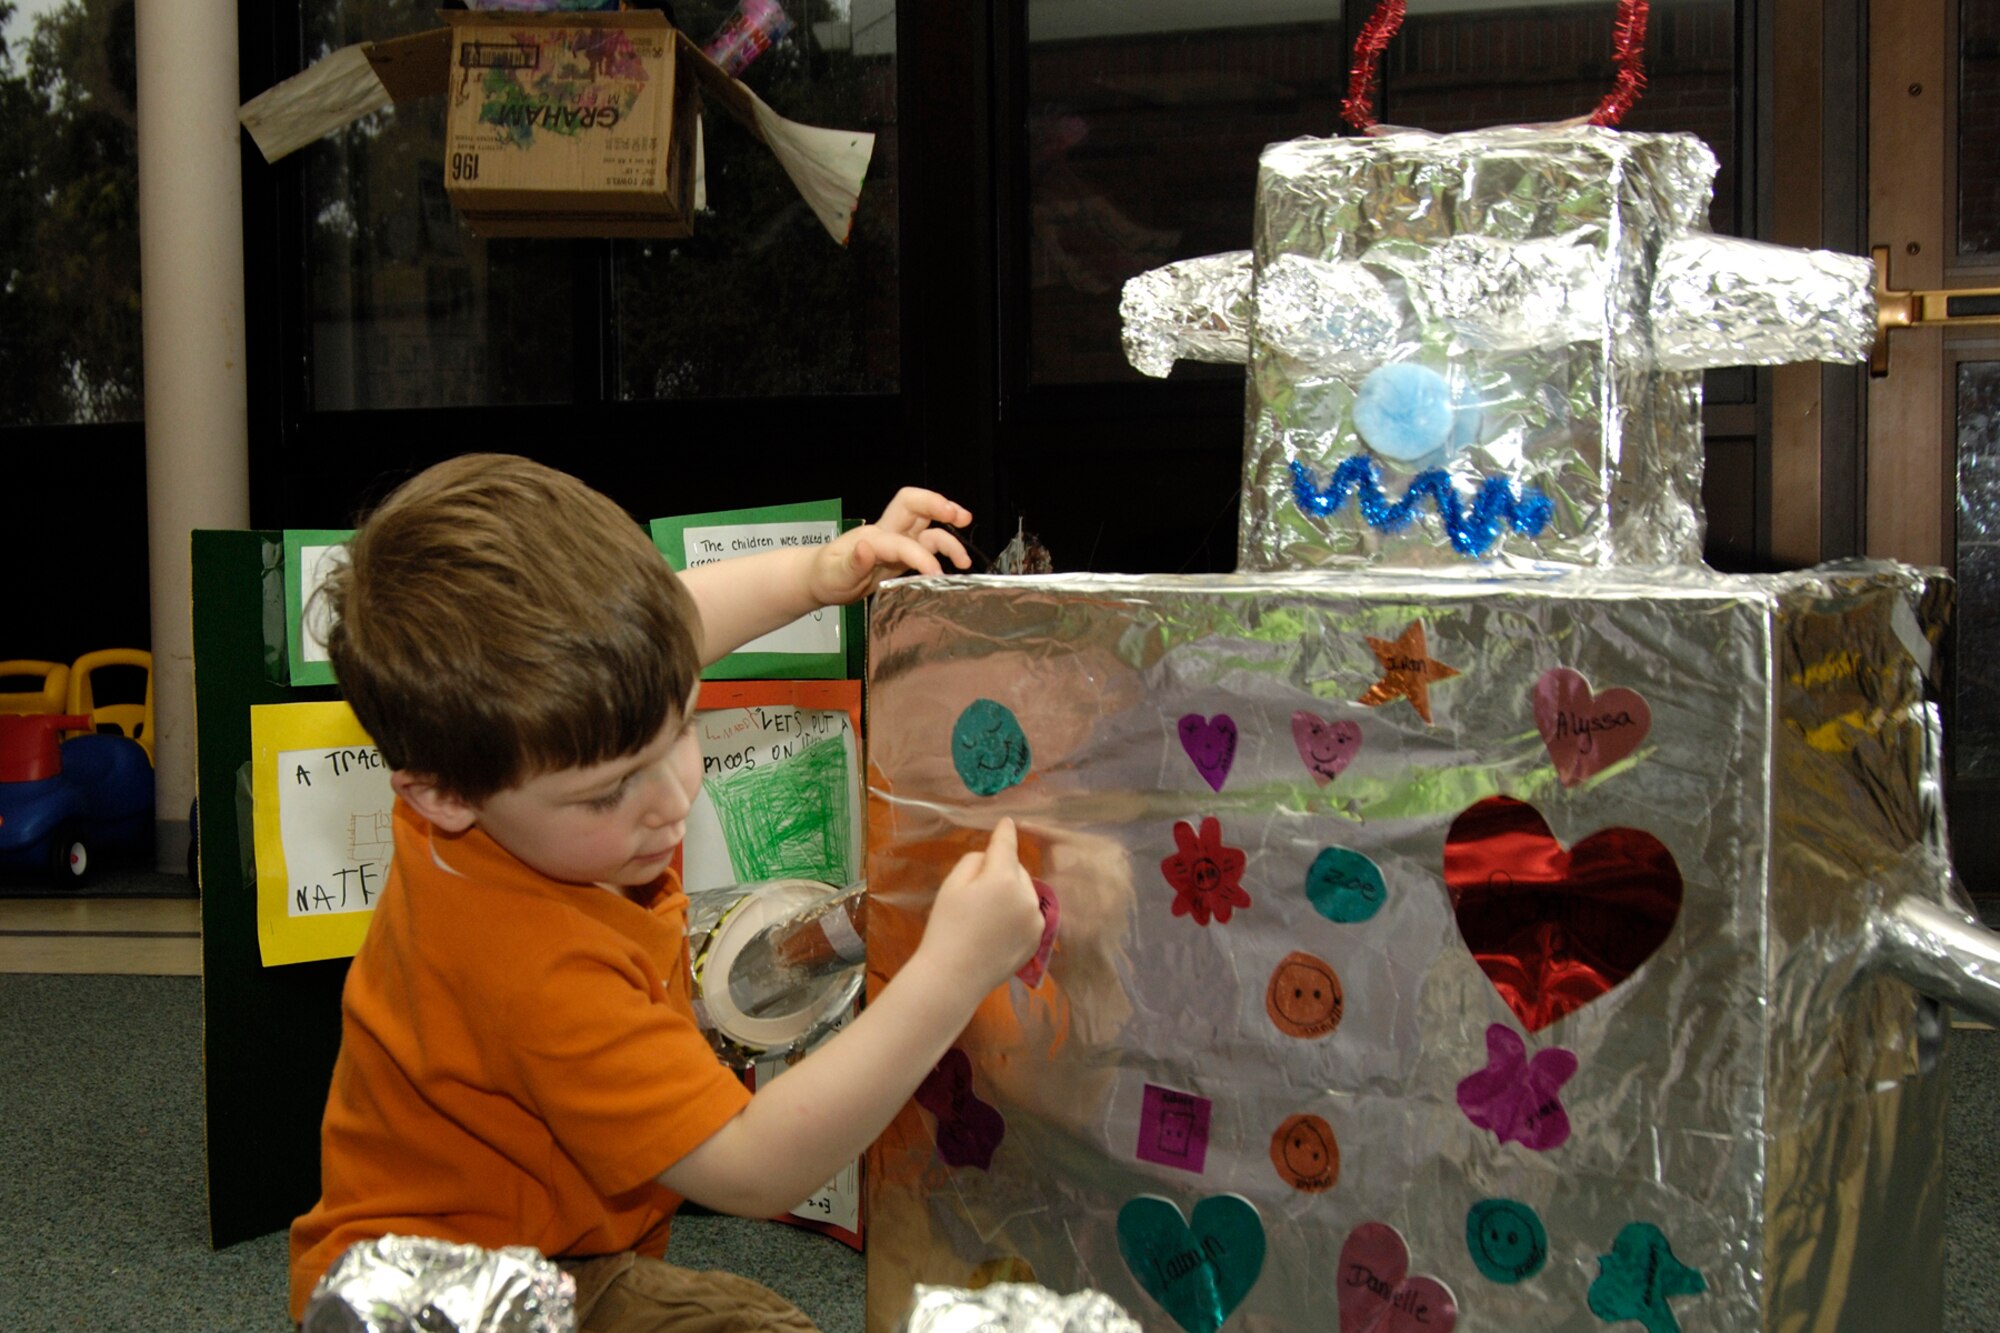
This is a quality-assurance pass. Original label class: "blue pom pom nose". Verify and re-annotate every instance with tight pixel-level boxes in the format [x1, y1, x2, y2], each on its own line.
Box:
[1354, 363, 1455, 463]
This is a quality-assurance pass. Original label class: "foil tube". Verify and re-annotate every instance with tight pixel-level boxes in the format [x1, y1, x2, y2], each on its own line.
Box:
[897, 1282, 1142, 1333]
[301, 1236, 575, 1333]
[1650, 235, 1877, 370]
[1118, 251, 1255, 378]
[1872, 895, 2000, 1025]
[865, 564, 1982, 1333]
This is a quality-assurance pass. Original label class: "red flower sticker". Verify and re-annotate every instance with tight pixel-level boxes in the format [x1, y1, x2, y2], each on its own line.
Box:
[1160, 816, 1251, 925]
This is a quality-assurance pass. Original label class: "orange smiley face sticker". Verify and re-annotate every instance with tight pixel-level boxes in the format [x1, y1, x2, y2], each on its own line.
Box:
[1266, 950, 1344, 1039]
[1269, 1113, 1340, 1192]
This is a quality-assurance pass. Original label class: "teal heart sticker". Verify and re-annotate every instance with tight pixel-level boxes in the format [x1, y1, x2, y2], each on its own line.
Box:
[1117, 1194, 1266, 1333]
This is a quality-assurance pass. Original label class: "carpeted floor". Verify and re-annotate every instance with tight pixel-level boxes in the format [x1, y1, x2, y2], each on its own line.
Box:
[2, 966, 1998, 1329]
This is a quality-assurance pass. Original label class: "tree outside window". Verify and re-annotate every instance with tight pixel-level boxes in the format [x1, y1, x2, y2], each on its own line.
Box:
[0, 0, 141, 426]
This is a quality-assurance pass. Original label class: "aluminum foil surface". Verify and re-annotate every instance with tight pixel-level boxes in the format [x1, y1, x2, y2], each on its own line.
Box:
[1651, 235, 1877, 371]
[865, 566, 1967, 1333]
[897, 1281, 1142, 1333]
[301, 1235, 575, 1333]
[1242, 126, 1718, 572]
[1119, 251, 1257, 379]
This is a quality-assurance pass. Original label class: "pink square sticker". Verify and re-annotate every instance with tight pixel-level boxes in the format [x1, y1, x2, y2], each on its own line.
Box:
[1136, 1084, 1212, 1174]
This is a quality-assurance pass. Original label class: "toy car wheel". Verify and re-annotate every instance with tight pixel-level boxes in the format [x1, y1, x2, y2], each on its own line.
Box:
[49, 823, 91, 885]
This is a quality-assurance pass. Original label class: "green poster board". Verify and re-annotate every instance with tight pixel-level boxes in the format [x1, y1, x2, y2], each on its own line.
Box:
[650, 500, 854, 680]
[193, 530, 349, 1248]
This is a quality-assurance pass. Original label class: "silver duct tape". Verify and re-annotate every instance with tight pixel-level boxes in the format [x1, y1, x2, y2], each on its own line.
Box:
[1651, 235, 1877, 370]
[1243, 126, 1718, 571]
[1118, 251, 1256, 378]
[865, 565, 1979, 1333]
[301, 1236, 576, 1333]
[897, 1282, 1142, 1333]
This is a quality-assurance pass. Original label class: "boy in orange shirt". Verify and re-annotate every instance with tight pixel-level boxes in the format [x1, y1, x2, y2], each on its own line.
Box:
[289, 454, 1045, 1330]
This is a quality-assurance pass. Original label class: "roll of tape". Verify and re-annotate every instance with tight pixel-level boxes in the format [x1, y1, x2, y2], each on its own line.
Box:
[692, 879, 860, 1053]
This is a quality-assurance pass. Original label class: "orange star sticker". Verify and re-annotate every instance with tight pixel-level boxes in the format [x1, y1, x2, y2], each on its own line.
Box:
[1358, 620, 1459, 724]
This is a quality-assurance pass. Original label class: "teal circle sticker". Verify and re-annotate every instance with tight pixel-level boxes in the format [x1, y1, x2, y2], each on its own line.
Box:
[1305, 847, 1387, 923]
[952, 699, 1032, 796]
[1466, 1198, 1547, 1285]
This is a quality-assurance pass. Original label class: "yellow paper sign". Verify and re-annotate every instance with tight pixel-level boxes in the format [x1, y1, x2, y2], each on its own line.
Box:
[251, 700, 394, 966]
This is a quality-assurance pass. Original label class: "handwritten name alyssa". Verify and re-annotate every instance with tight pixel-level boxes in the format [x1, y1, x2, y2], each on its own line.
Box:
[1550, 707, 1637, 755]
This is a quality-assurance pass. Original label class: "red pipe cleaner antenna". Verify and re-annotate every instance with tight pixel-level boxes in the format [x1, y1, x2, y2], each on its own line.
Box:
[1590, 0, 1651, 125]
[1340, 0, 1406, 133]
[1341, 0, 1649, 131]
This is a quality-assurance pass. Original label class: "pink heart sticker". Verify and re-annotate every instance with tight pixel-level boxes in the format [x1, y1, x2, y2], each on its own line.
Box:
[1338, 1222, 1458, 1333]
[1291, 712, 1363, 786]
[1531, 668, 1651, 787]
[1015, 880, 1060, 987]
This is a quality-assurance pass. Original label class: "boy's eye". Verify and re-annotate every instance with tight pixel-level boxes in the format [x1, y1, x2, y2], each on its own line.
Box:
[584, 784, 627, 812]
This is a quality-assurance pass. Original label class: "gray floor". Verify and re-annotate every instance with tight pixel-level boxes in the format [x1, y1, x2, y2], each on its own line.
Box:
[2, 971, 1998, 1329]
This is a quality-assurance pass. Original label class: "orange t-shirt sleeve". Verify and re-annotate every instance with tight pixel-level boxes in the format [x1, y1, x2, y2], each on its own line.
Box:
[492, 942, 753, 1197]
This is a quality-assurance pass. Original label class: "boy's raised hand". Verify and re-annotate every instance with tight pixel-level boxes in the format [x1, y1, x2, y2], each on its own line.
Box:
[806, 487, 973, 607]
[917, 817, 1046, 997]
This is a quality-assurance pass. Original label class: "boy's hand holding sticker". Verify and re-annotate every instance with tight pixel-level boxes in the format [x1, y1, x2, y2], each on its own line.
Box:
[919, 817, 1046, 996]
[806, 487, 973, 605]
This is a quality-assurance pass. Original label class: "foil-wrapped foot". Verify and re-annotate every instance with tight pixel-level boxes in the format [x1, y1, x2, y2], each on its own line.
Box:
[301, 1236, 576, 1333]
[897, 1282, 1142, 1333]
[1118, 251, 1254, 378]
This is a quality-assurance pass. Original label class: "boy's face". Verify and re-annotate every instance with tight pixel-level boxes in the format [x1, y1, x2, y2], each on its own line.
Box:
[458, 695, 704, 890]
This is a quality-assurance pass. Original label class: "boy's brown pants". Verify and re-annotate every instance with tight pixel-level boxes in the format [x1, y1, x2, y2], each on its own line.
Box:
[562, 1252, 821, 1333]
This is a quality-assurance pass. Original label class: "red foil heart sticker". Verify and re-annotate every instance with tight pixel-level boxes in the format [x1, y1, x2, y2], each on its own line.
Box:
[1442, 796, 1682, 1033]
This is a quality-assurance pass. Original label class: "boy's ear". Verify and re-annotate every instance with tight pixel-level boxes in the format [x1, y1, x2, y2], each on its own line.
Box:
[391, 771, 479, 834]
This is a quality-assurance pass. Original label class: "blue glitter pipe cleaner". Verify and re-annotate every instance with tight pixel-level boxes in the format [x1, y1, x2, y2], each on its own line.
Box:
[1289, 453, 1555, 558]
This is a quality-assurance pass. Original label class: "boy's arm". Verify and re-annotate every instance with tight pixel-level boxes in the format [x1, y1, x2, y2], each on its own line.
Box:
[658, 819, 1043, 1218]
[677, 488, 972, 666]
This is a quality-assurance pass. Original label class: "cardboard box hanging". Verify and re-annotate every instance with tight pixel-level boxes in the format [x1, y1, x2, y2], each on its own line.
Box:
[240, 12, 874, 243]
[441, 10, 695, 238]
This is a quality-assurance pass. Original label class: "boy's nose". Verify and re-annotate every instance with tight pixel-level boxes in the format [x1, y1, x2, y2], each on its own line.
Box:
[640, 763, 693, 827]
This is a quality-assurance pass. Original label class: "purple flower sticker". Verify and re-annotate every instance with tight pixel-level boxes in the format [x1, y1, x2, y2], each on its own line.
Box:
[916, 1047, 1005, 1170]
[1455, 1024, 1578, 1152]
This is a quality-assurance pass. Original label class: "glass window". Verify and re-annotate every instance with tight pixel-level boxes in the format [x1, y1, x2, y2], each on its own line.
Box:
[0, 0, 143, 425]
[304, 0, 573, 410]
[1961, 0, 2000, 257]
[1958, 359, 2000, 782]
[613, 0, 900, 400]
[1022, 0, 1742, 388]
[300, 0, 896, 411]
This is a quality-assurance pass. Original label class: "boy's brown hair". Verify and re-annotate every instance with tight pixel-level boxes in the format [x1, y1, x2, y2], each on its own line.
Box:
[322, 453, 703, 802]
